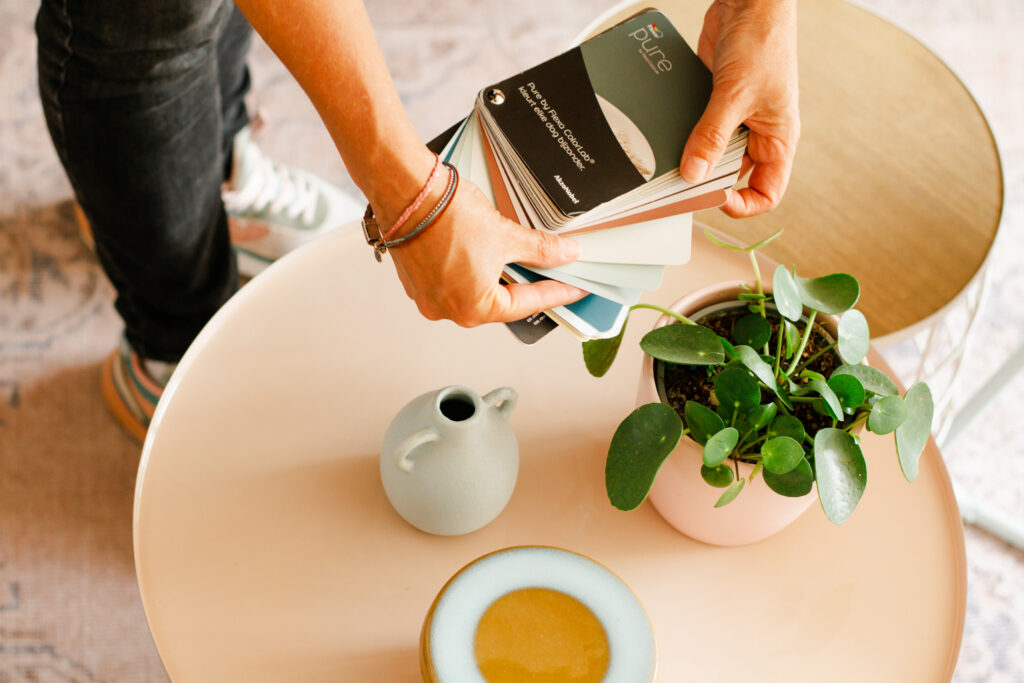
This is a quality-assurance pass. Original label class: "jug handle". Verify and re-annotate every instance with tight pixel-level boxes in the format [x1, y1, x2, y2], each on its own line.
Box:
[394, 428, 439, 473]
[483, 387, 518, 420]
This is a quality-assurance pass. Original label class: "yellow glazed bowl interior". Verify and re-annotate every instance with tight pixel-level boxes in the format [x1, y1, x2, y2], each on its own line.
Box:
[420, 546, 656, 682]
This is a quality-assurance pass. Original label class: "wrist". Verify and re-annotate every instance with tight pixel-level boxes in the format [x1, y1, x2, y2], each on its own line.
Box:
[362, 160, 459, 261]
[359, 143, 438, 235]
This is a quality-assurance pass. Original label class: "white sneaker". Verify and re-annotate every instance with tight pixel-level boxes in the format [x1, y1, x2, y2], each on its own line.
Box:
[222, 123, 363, 277]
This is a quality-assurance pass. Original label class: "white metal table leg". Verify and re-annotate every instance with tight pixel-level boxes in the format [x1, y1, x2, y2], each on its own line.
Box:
[880, 258, 1024, 550]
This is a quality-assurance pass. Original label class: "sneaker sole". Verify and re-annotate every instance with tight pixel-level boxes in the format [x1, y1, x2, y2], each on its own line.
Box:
[234, 246, 274, 279]
[101, 350, 148, 445]
[73, 202, 95, 251]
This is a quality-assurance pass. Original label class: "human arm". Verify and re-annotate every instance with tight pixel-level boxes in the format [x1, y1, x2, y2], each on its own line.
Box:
[680, 0, 800, 217]
[233, 0, 585, 325]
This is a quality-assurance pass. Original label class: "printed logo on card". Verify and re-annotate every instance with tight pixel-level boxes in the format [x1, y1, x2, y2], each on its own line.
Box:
[629, 23, 672, 73]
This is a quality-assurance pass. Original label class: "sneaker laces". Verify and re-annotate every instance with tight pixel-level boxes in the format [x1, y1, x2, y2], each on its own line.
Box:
[223, 122, 320, 225]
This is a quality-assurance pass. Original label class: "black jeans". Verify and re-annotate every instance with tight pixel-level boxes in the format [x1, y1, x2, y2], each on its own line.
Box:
[36, 0, 251, 361]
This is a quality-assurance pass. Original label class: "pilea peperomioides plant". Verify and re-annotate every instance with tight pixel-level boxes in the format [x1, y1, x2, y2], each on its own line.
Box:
[584, 230, 934, 525]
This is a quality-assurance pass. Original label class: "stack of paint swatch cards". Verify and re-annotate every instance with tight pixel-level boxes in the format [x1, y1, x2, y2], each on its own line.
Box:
[434, 8, 747, 344]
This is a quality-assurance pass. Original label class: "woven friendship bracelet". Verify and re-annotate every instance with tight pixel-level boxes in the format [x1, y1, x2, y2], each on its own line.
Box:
[383, 162, 459, 250]
[382, 154, 444, 242]
[361, 162, 459, 262]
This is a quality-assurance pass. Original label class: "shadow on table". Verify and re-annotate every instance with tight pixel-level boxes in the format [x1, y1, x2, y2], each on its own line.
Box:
[334, 647, 420, 682]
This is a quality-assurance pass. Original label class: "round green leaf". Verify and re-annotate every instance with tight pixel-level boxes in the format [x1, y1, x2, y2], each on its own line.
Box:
[735, 345, 780, 395]
[770, 264, 802, 323]
[768, 414, 805, 443]
[738, 403, 778, 434]
[807, 378, 843, 421]
[583, 322, 628, 378]
[814, 428, 867, 525]
[795, 273, 860, 315]
[867, 395, 907, 435]
[773, 265, 803, 321]
[684, 401, 726, 446]
[606, 403, 684, 511]
[762, 436, 805, 474]
[733, 314, 772, 348]
[763, 457, 814, 497]
[896, 382, 934, 482]
[714, 366, 761, 411]
[828, 374, 866, 415]
[703, 427, 739, 467]
[641, 324, 725, 366]
[702, 463, 735, 488]
[837, 310, 870, 364]
[714, 478, 746, 507]
[831, 364, 898, 396]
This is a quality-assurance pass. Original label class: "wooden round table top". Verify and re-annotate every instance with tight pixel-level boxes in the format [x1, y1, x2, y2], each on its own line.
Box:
[582, 0, 1004, 340]
[134, 226, 966, 681]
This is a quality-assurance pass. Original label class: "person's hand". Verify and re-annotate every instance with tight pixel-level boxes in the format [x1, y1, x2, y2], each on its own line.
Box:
[387, 179, 586, 327]
[680, 0, 800, 217]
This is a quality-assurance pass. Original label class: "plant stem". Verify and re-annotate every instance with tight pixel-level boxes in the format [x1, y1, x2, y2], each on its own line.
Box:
[733, 456, 741, 479]
[749, 250, 765, 318]
[773, 322, 785, 378]
[785, 311, 817, 376]
[735, 430, 756, 453]
[843, 415, 868, 433]
[629, 303, 694, 325]
[789, 396, 817, 403]
[792, 342, 838, 375]
[737, 434, 768, 455]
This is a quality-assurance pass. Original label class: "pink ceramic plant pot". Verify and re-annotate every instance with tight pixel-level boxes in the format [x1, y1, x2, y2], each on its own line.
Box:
[640, 282, 841, 547]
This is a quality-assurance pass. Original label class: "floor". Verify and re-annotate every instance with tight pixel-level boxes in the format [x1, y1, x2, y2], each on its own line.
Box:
[1, 0, 1022, 680]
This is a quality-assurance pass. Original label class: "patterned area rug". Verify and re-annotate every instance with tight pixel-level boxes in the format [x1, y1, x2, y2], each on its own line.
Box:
[1, 0, 1022, 680]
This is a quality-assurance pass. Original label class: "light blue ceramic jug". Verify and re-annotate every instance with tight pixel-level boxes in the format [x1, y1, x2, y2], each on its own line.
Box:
[380, 385, 519, 535]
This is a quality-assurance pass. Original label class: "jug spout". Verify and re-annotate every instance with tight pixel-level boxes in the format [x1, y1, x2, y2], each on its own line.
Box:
[435, 386, 484, 426]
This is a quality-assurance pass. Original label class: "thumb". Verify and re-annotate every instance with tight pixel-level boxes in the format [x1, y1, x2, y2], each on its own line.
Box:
[681, 88, 748, 184]
[509, 224, 582, 269]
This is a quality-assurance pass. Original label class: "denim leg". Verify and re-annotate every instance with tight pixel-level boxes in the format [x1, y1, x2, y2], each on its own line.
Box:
[217, 4, 253, 180]
[36, 0, 240, 362]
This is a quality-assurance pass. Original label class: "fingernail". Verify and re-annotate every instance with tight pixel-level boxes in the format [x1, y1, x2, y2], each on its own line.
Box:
[562, 238, 582, 260]
[681, 156, 710, 183]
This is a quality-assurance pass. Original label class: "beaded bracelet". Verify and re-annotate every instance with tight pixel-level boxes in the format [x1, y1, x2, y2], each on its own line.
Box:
[361, 162, 459, 262]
